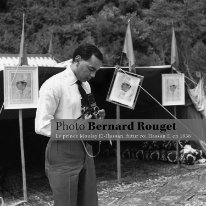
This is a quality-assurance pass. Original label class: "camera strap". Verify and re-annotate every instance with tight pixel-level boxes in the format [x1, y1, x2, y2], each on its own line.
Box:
[76, 80, 101, 157]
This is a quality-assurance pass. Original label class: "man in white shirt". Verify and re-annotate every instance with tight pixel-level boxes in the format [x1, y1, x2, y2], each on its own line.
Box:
[35, 44, 105, 206]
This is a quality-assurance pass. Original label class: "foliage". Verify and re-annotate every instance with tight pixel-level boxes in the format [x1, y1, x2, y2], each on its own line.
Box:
[0, 0, 205, 71]
[190, 41, 206, 71]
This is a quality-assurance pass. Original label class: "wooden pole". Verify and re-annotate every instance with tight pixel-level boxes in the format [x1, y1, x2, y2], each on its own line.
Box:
[171, 66, 180, 168]
[116, 105, 121, 182]
[174, 106, 180, 168]
[19, 109, 27, 201]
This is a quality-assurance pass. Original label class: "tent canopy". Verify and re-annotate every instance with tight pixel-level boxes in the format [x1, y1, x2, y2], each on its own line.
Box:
[0, 54, 57, 71]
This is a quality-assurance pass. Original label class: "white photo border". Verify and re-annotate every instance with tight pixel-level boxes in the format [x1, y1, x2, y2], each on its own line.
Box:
[4, 66, 39, 109]
[162, 73, 185, 106]
[106, 69, 144, 110]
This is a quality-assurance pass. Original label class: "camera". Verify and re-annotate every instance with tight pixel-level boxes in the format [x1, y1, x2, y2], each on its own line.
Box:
[81, 93, 100, 119]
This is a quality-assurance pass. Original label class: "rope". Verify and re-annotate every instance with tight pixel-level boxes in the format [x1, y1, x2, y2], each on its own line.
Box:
[139, 85, 177, 119]
[0, 103, 4, 115]
[172, 66, 198, 87]
[82, 140, 101, 158]
[10, 200, 27, 206]
[116, 66, 201, 141]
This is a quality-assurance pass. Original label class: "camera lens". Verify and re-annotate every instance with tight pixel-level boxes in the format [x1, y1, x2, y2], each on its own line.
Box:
[94, 106, 99, 112]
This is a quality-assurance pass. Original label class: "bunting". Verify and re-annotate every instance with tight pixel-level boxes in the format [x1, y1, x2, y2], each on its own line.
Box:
[171, 26, 179, 69]
[123, 20, 135, 72]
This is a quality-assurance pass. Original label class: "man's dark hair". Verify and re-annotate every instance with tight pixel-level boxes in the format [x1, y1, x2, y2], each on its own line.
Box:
[73, 43, 103, 62]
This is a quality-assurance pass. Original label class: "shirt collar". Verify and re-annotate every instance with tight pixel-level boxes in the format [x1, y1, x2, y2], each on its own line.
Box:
[65, 62, 78, 86]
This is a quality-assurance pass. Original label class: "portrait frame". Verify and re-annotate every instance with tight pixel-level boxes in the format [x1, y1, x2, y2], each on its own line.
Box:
[4, 66, 39, 109]
[162, 73, 185, 106]
[106, 69, 144, 110]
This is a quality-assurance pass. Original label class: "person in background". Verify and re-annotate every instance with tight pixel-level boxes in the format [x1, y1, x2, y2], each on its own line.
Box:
[35, 43, 105, 206]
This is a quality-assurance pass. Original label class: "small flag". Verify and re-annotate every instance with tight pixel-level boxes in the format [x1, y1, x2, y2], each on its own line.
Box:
[123, 20, 135, 72]
[19, 13, 28, 66]
[48, 31, 53, 57]
[171, 26, 179, 68]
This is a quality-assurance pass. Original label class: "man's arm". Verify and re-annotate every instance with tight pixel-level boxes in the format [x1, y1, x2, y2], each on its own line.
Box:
[35, 84, 59, 137]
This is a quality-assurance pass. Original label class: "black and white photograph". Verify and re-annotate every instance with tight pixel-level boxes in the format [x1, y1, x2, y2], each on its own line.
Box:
[1, 1, 206, 206]
[4, 66, 38, 109]
[162, 73, 185, 106]
[107, 69, 144, 109]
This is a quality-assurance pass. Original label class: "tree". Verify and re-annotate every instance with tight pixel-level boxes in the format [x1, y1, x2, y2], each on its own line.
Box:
[0, 0, 205, 71]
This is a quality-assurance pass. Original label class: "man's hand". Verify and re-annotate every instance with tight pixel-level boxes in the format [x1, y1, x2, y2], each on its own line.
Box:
[97, 109, 106, 119]
[84, 114, 93, 119]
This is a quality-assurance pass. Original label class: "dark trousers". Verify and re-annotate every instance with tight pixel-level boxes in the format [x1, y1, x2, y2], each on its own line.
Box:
[45, 140, 98, 206]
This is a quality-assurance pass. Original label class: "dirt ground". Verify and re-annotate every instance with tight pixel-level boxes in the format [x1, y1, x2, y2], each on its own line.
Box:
[2, 157, 206, 206]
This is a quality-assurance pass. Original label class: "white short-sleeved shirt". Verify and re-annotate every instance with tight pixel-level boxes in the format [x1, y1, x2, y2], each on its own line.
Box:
[35, 63, 91, 137]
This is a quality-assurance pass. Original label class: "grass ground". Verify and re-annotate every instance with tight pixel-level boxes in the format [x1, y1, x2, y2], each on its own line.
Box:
[2, 157, 206, 206]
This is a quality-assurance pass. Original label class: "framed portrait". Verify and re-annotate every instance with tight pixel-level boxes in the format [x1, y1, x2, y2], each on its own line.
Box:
[162, 73, 185, 106]
[106, 69, 144, 109]
[4, 66, 39, 109]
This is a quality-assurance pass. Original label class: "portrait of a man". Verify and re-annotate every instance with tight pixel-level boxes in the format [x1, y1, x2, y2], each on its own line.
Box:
[162, 73, 185, 106]
[107, 70, 143, 109]
[4, 66, 38, 109]
[10, 72, 32, 103]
